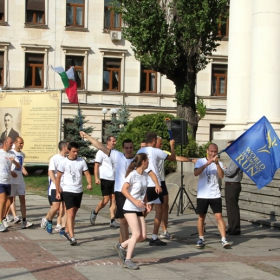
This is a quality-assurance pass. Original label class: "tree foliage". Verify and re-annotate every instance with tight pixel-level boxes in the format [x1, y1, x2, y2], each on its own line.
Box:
[62, 109, 96, 162]
[104, 103, 131, 140]
[116, 0, 228, 136]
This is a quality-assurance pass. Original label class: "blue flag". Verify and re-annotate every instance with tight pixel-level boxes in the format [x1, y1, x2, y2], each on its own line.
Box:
[224, 116, 280, 189]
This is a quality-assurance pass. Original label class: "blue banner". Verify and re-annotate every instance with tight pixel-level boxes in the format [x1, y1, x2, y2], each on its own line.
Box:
[224, 116, 280, 189]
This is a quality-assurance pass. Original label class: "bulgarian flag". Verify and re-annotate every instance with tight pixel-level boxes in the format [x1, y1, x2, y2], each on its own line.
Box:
[51, 66, 78, 104]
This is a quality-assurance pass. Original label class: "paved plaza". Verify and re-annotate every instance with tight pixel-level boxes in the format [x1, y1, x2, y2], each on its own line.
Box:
[0, 193, 280, 279]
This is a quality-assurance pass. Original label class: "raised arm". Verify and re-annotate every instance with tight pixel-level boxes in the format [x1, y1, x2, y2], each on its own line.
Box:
[79, 131, 110, 155]
[166, 139, 176, 161]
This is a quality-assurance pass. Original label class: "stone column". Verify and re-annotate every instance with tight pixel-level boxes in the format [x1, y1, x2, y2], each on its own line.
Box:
[219, 0, 253, 139]
[247, 0, 280, 129]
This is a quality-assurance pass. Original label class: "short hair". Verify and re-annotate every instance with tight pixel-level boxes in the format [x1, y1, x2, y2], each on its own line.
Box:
[140, 139, 146, 144]
[145, 132, 157, 144]
[14, 137, 23, 143]
[208, 143, 218, 150]
[67, 141, 79, 150]
[4, 113, 13, 119]
[106, 136, 115, 142]
[122, 139, 133, 147]
[58, 140, 68, 151]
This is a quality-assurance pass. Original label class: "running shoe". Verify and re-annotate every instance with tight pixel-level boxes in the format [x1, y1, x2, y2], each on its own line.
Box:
[196, 238, 205, 248]
[46, 221, 53, 234]
[110, 220, 120, 228]
[41, 217, 47, 228]
[114, 242, 126, 260]
[122, 260, 139, 270]
[21, 221, 34, 229]
[90, 210, 97, 225]
[149, 238, 167, 246]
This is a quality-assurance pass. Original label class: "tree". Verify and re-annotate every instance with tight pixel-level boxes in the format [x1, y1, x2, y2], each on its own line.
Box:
[62, 109, 96, 162]
[104, 103, 131, 140]
[117, 0, 228, 138]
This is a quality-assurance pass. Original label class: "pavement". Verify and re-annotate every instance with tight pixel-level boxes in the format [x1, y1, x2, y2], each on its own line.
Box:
[0, 193, 280, 280]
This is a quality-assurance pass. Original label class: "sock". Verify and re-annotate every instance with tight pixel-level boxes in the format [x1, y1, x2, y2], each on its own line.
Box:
[23, 218, 26, 222]
[94, 210, 98, 215]
[199, 236, 204, 241]
[111, 218, 115, 223]
[221, 237, 226, 242]
[152, 234, 157, 240]
[163, 230, 167, 234]
[47, 219, 52, 223]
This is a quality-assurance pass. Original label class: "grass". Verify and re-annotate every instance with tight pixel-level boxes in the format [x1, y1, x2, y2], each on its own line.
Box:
[25, 174, 102, 196]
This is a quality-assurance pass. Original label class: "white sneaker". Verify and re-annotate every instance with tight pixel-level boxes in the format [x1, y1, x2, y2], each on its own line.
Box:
[160, 231, 171, 239]
[22, 221, 34, 229]
[41, 217, 47, 228]
[0, 223, 7, 232]
[222, 240, 231, 248]
[13, 216, 21, 224]
[110, 220, 120, 228]
[2, 219, 9, 228]
[54, 224, 62, 232]
[6, 214, 14, 223]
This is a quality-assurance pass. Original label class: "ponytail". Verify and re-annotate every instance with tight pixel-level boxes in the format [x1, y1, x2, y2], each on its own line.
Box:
[125, 153, 147, 177]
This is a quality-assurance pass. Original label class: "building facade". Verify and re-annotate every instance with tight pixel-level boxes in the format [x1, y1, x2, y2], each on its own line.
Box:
[0, 0, 230, 144]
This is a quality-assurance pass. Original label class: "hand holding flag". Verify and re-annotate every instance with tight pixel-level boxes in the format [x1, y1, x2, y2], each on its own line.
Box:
[164, 118, 173, 140]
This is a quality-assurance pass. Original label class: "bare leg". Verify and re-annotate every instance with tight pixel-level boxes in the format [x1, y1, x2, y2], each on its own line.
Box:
[66, 207, 78, 238]
[153, 204, 163, 235]
[18, 195, 26, 218]
[119, 217, 129, 243]
[109, 194, 116, 219]
[197, 214, 206, 236]
[161, 195, 169, 232]
[214, 213, 227, 238]
[0, 193, 7, 221]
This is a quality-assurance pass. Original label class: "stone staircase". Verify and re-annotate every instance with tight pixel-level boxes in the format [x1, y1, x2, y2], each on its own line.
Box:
[166, 164, 280, 229]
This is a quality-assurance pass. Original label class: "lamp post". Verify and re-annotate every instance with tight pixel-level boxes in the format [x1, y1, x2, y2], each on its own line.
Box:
[102, 108, 108, 121]
[109, 108, 118, 120]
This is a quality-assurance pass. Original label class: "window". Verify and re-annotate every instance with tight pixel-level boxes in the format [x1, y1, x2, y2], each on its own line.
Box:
[211, 64, 227, 96]
[66, 56, 84, 89]
[26, 0, 45, 24]
[103, 58, 121, 91]
[140, 65, 157, 93]
[104, 0, 121, 30]
[0, 0, 4, 21]
[25, 53, 44, 88]
[66, 0, 84, 27]
[210, 124, 225, 142]
[218, 8, 229, 37]
[0, 52, 3, 86]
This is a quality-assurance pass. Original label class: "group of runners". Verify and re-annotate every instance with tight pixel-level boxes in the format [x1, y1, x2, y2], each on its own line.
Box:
[0, 129, 233, 270]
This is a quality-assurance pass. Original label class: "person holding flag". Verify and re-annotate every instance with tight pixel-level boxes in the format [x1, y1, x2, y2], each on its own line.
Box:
[194, 143, 231, 249]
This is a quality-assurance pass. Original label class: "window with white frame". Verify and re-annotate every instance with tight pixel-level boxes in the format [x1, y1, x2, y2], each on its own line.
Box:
[66, 0, 84, 27]
[211, 64, 227, 96]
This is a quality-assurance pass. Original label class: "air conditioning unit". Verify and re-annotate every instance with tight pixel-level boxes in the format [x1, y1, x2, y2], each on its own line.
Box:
[110, 31, 122, 41]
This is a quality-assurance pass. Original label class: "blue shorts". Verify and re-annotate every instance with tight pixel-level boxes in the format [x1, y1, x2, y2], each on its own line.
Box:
[0, 184, 11, 196]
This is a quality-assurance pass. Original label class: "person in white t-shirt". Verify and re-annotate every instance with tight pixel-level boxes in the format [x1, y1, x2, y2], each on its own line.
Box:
[41, 140, 68, 234]
[56, 141, 92, 246]
[114, 153, 151, 270]
[0, 137, 20, 231]
[90, 136, 119, 228]
[79, 131, 160, 246]
[7, 137, 34, 229]
[137, 132, 176, 246]
[194, 143, 230, 249]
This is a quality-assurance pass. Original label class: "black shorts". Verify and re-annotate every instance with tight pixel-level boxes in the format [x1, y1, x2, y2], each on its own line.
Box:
[63, 191, 83, 210]
[196, 198, 222, 214]
[115, 191, 126, 219]
[48, 195, 52, 206]
[51, 189, 64, 202]
[146, 187, 164, 204]
[123, 210, 144, 217]
[161, 181, 168, 196]
[0, 184, 11, 196]
[101, 179, 115, 196]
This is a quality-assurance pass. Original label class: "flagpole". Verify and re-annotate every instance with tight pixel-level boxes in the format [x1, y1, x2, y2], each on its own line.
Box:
[78, 101, 83, 131]
[60, 89, 63, 140]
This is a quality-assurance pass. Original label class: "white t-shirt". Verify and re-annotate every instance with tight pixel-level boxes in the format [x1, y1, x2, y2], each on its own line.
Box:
[10, 149, 25, 185]
[95, 149, 115, 180]
[109, 150, 134, 192]
[48, 153, 66, 192]
[57, 157, 88, 193]
[157, 150, 170, 181]
[0, 149, 18, 184]
[194, 158, 224, 198]
[137, 146, 168, 187]
[123, 170, 148, 212]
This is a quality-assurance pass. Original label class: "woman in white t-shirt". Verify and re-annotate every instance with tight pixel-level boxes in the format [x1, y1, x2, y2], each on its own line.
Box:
[114, 153, 151, 270]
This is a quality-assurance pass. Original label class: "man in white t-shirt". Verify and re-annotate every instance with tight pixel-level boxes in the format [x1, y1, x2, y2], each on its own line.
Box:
[137, 132, 176, 246]
[56, 141, 92, 246]
[90, 136, 119, 228]
[41, 140, 68, 234]
[0, 137, 20, 231]
[8, 137, 34, 229]
[194, 143, 230, 249]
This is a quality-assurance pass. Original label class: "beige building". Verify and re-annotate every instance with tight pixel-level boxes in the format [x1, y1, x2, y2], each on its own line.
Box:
[0, 0, 228, 144]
